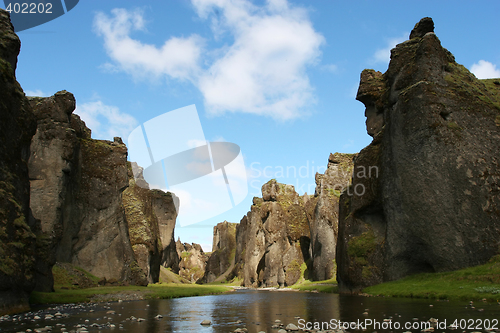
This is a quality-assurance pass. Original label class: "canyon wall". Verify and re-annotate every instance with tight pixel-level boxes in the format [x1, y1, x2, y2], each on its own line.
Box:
[28, 92, 148, 289]
[123, 162, 180, 283]
[176, 241, 208, 283]
[231, 180, 311, 287]
[204, 154, 353, 286]
[0, 9, 38, 315]
[337, 17, 500, 292]
[200, 221, 238, 283]
[309, 153, 354, 281]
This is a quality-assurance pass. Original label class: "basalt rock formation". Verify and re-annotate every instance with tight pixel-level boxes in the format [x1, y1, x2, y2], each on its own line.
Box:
[123, 162, 180, 283]
[0, 9, 185, 313]
[201, 221, 238, 283]
[0, 9, 37, 315]
[231, 180, 311, 287]
[176, 241, 208, 283]
[337, 17, 500, 293]
[28, 92, 148, 288]
[309, 153, 354, 281]
[28, 91, 85, 292]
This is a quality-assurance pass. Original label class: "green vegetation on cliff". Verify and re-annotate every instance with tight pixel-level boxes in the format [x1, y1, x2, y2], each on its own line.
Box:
[363, 255, 500, 301]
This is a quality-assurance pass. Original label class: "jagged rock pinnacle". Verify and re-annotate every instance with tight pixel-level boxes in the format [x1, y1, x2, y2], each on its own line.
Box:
[409, 17, 434, 39]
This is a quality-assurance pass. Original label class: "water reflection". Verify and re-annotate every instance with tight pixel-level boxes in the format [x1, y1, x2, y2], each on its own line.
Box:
[1, 290, 500, 333]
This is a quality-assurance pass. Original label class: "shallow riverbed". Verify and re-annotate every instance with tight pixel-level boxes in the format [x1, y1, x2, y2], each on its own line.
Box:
[1, 290, 500, 333]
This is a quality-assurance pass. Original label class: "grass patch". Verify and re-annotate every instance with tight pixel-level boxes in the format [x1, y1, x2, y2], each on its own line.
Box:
[363, 255, 500, 301]
[30, 283, 232, 305]
[30, 286, 145, 304]
[52, 263, 100, 289]
[207, 276, 242, 286]
[147, 283, 232, 299]
[290, 278, 338, 293]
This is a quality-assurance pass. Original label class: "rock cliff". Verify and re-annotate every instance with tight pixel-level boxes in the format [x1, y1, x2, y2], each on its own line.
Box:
[309, 153, 354, 281]
[337, 17, 500, 292]
[203, 154, 354, 286]
[0, 9, 185, 313]
[123, 162, 179, 283]
[176, 241, 208, 283]
[28, 92, 147, 288]
[0, 9, 37, 315]
[28, 91, 85, 292]
[231, 180, 311, 287]
[201, 221, 238, 283]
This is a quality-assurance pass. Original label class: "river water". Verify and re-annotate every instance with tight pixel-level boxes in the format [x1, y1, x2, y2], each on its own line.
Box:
[1, 290, 499, 332]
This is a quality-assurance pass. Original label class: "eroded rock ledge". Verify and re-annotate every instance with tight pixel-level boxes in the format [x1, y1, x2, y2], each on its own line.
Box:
[337, 17, 500, 293]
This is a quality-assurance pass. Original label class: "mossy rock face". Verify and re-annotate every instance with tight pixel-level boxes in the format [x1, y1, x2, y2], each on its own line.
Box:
[52, 262, 99, 289]
[308, 152, 354, 282]
[178, 243, 208, 283]
[338, 17, 500, 293]
[201, 221, 238, 283]
[234, 179, 314, 288]
[284, 259, 301, 286]
[347, 227, 379, 266]
[0, 8, 38, 316]
[122, 161, 168, 284]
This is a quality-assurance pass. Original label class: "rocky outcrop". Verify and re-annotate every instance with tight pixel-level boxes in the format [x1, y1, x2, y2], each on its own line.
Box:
[337, 17, 500, 293]
[309, 153, 354, 281]
[72, 137, 138, 282]
[232, 180, 311, 287]
[122, 162, 179, 283]
[0, 9, 37, 315]
[176, 241, 208, 283]
[28, 91, 84, 292]
[201, 221, 238, 283]
[153, 190, 179, 272]
[28, 91, 147, 289]
[146, 167, 180, 273]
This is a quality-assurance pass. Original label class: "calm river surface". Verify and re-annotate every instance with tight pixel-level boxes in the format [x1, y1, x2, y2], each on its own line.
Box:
[1, 290, 500, 332]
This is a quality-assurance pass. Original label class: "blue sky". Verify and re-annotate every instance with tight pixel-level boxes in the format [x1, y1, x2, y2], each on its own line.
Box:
[6, 0, 500, 251]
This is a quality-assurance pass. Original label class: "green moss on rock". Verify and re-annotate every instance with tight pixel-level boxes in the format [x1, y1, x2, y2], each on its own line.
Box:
[347, 227, 378, 264]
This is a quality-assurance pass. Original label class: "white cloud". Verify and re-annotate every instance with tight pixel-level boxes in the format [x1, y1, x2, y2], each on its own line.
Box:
[373, 33, 408, 64]
[24, 89, 48, 97]
[93, 1, 325, 121]
[75, 100, 138, 141]
[195, 0, 324, 120]
[93, 8, 203, 82]
[470, 60, 500, 79]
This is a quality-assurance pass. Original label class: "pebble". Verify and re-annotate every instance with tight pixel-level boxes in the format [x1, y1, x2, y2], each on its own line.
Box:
[201, 319, 211, 325]
[286, 323, 299, 331]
